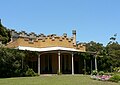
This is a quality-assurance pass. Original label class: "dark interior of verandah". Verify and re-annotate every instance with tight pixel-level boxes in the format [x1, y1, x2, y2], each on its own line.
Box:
[26, 52, 95, 74]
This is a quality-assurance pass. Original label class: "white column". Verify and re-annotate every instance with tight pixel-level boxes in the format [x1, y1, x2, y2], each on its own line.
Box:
[95, 55, 97, 71]
[38, 54, 40, 75]
[58, 51, 61, 73]
[72, 52, 74, 75]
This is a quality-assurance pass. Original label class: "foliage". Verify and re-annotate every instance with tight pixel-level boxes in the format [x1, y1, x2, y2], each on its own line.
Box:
[0, 22, 11, 44]
[99, 71, 104, 76]
[109, 74, 120, 82]
[86, 41, 103, 52]
[113, 67, 120, 72]
[92, 70, 97, 75]
[25, 68, 37, 77]
[105, 42, 120, 70]
[0, 46, 40, 78]
[104, 73, 114, 76]
[0, 47, 27, 77]
[84, 40, 120, 73]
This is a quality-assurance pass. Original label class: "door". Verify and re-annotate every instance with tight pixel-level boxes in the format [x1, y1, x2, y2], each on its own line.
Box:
[44, 55, 52, 73]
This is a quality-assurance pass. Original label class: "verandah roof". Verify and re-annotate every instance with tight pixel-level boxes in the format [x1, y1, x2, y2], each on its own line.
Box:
[16, 46, 84, 52]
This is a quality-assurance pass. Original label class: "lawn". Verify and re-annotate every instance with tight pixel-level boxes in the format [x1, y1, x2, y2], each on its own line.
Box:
[0, 75, 119, 85]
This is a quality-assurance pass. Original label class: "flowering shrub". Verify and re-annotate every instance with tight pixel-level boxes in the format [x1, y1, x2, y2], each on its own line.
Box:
[91, 75, 111, 81]
[91, 71, 112, 81]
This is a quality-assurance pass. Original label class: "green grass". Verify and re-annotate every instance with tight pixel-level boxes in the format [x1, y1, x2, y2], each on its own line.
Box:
[0, 75, 119, 85]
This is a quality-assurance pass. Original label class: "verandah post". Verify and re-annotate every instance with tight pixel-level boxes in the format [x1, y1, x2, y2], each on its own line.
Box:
[72, 52, 74, 75]
[38, 54, 40, 75]
[58, 51, 61, 74]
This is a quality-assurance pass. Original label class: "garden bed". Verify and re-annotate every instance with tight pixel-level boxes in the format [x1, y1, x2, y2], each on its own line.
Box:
[91, 75, 112, 81]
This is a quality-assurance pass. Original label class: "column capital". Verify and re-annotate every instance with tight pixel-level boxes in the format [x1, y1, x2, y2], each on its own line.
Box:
[71, 52, 74, 55]
[38, 54, 40, 57]
[58, 51, 61, 55]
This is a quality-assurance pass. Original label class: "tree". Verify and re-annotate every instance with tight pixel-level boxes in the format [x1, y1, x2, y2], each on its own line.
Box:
[86, 41, 103, 52]
[109, 33, 117, 45]
[78, 41, 104, 74]
[0, 47, 27, 77]
[106, 42, 120, 67]
[83, 41, 112, 72]
[0, 19, 11, 44]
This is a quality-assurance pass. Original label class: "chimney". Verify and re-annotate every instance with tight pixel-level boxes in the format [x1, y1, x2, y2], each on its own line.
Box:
[10, 29, 15, 42]
[72, 30, 76, 45]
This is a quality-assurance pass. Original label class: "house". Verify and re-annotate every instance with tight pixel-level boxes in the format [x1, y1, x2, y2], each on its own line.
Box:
[6, 30, 86, 75]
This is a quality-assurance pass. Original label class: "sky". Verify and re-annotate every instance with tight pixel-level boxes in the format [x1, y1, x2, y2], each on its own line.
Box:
[0, 0, 120, 46]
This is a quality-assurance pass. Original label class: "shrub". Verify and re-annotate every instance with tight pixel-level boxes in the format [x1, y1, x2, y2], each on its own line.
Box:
[25, 68, 37, 77]
[92, 70, 97, 75]
[0, 47, 27, 78]
[104, 73, 114, 76]
[113, 67, 120, 72]
[109, 74, 120, 82]
[99, 71, 104, 76]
